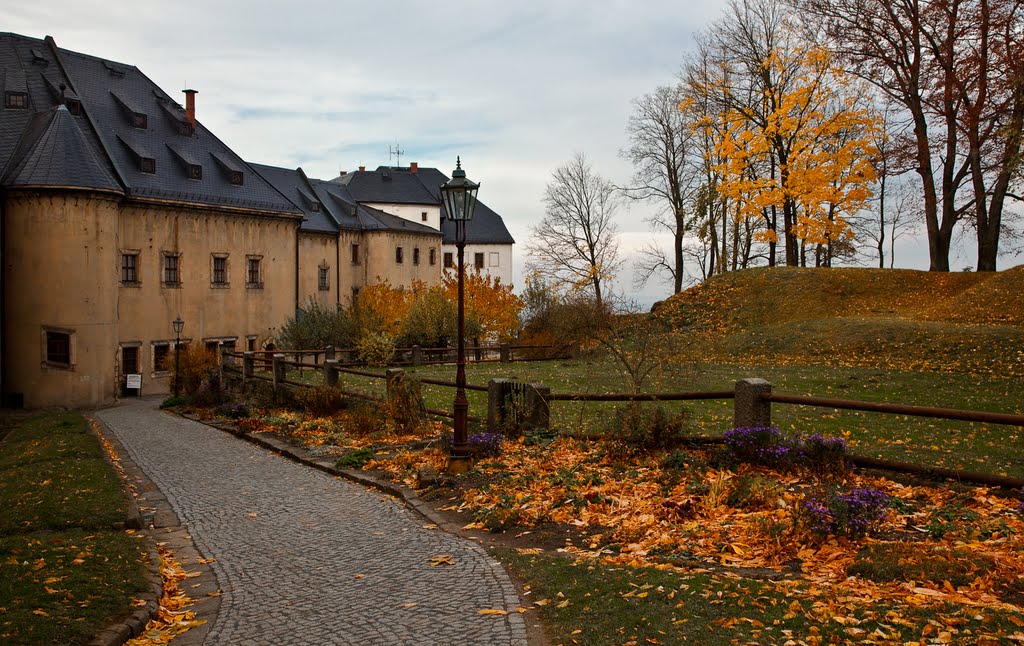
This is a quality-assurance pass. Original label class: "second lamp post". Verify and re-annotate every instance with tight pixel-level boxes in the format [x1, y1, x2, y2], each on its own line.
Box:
[439, 157, 479, 473]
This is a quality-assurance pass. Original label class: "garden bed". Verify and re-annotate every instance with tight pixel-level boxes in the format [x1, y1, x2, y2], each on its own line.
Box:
[180, 395, 1024, 644]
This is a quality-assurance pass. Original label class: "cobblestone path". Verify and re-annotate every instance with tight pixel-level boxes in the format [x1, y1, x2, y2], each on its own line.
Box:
[96, 399, 527, 645]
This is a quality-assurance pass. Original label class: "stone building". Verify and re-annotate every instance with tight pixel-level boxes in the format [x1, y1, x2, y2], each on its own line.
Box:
[0, 33, 514, 408]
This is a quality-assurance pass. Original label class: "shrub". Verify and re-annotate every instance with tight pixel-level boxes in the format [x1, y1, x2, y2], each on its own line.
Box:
[164, 345, 219, 398]
[215, 402, 251, 419]
[606, 403, 687, 455]
[724, 426, 799, 467]
[336, 447, 375, 469]
[467, 432, 503, 458]
[802, 433, 848, 475]
[294, 384, 348, 415]
[278, 298, 357, 350]
[341, 403, 389, 439]
[799, 488, 891, 539]
[386, 372, 426, 435]
[724, 426, 847, 475]
[727, 474, 785, 510]
[356, 332, 397, 367]
[160, 395, 188, 409]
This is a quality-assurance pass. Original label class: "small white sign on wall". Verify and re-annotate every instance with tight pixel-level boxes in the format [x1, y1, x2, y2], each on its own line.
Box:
[126, 374, 142, 390]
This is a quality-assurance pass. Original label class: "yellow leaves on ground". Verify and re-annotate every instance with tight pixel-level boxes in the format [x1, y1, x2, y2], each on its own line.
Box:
[429, 554, 455, 567]
[478, 608, 509, 615]
[125, 545, 206, 646]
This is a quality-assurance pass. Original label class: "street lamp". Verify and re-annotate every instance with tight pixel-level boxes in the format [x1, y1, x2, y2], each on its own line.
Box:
[172, 315, 184, 397]
[439, 157, 480, 473]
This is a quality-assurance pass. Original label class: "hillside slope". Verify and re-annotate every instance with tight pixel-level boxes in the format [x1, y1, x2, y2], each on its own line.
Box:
[659, 266, 1024, 376]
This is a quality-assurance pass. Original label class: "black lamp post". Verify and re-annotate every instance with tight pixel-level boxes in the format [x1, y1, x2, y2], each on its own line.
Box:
[172, 315, 184, 397]
[439, 157, 480, 473]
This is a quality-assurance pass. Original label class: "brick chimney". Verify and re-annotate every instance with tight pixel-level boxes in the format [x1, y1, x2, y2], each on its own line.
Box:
[183, 88, 198, 127]
[358, 165, 365, 172]
[410, 162, 418, 174]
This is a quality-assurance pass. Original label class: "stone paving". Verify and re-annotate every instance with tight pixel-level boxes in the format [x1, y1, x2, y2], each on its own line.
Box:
[95, 399, 528, 645]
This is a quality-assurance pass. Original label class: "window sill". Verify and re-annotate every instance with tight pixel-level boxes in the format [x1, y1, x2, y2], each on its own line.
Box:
[246, 283, 264, 290]
[42, 361, 73, 371]
[120, 281, 141, 288]
[162, 283, 182, 289]
[211, 283, 230, 289]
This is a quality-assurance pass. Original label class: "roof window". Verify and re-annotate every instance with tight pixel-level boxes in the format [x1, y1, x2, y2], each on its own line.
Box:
[30, 49, 49, 65]
[5, 92, 28, 109]
[117, 135, 156, 174]
[210, 152, 244, 186]
[103, 61, 128, 78]
[167, 144, 202, 180]
[158, 101, 194, 136]
[110, 91, 147, 129]
[298, 189, 321, 212]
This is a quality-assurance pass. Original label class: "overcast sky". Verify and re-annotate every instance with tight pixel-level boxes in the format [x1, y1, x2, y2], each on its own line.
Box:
[9, 1, 1020, 305]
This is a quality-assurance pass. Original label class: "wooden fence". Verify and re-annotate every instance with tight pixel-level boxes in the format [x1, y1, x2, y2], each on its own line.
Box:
[220, 351, 1024, 489]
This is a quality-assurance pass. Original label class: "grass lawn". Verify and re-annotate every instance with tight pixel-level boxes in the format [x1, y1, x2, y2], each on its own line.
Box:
[0, 413, 148, 644]
[277, 357, 1024, 479]
[495, 548, 1024, 645]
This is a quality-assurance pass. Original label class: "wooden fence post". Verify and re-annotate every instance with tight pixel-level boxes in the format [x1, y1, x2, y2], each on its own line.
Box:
[734, 378, 772, 429]
[242, 352, 255, 383]
[524, 383, 551, 432]
[324, 359, 340, 387]
[500, 343, 510, 363]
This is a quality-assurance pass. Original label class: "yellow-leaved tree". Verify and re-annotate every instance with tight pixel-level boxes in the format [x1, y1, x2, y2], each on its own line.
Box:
[443, 271, 523, 342]
[711, 44, 880, 266]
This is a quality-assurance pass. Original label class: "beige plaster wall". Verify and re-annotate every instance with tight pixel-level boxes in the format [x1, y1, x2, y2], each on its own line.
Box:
[298, 232, 338, 310]
[116, 203, 300, 396]
[3, 191, 121, 408]
[363, 231, 442, 290]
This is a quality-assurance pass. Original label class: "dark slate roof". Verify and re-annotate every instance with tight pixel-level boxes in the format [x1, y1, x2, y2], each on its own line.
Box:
[0, 33, 300, 218]
[413, 166, 516, 245]
[2, 105, 121, 191]
[249, 163, 337, 234]
[337, 166, 438, 205]
[250, 162, 440, 238]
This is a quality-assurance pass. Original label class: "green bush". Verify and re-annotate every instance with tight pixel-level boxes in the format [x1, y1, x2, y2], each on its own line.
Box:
[336, 446, 375, 469]
[278, 299, 357, 350]
[606, 403, 688, 455]
[386, 372, 426, 435]
[295, 384, 348, 415]
[357, 332, 397, 367]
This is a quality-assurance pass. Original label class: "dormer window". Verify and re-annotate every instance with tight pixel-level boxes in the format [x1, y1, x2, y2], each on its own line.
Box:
[111, 91, 147, 129]
[167, 144, 201, 181]
[5, 92, 28, 109]
[65, 98, 82, 115]
[117, 135, 156, 174]
[210, 151, 244, 186]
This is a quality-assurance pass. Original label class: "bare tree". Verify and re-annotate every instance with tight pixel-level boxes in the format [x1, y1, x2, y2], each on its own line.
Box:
[621, 85, 699, 293]
[525, 153, 622, 308]
[799, 0, 1024, 271]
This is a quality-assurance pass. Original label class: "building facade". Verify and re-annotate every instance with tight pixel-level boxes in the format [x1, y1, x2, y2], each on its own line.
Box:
[1, 33, 515, 408]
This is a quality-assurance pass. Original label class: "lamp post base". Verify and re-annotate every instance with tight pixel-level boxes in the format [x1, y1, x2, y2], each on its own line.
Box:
[445, 455, 473, 475]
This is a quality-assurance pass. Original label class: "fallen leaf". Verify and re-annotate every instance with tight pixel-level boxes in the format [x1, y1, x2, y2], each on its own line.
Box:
[429, 554, 455, 566]
[479, 609, 509, 615]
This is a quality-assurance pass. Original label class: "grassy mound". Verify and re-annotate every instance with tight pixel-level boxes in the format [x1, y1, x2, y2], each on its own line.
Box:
[658, 266, 1024, 375]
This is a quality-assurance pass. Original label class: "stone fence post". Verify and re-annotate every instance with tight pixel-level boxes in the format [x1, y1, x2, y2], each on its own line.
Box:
[499, 343, 510, 363]
[412, 345, 423, 366]
[487, 379, 511, 433]
[323, 359, 340, 387]
[386, 368, 405, 403]
[325, 345, 336, 362]
[272, 354, 286, 390]
[242, 352, 255, 383]
[524, 383, 551, 432]
[734, 378, 772, 429]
